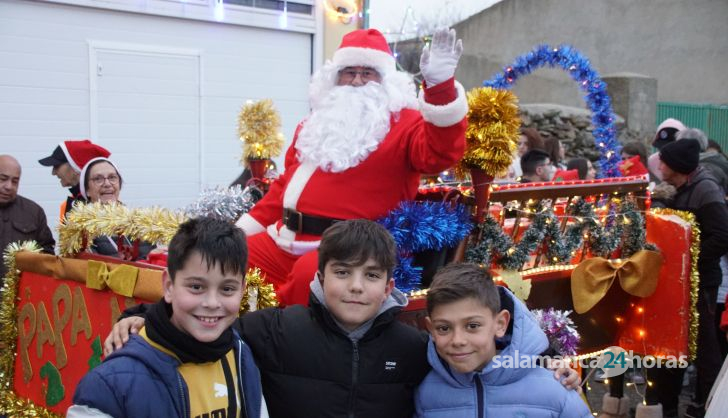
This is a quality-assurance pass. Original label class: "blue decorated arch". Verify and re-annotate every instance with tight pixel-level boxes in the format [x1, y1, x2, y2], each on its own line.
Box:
[484, 45, 622, 177]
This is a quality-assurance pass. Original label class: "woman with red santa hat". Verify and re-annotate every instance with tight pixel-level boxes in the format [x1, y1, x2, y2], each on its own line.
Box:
[77, 157, 154, 260]
[236, 27, 468, 306]
[38, 139, 111, 220]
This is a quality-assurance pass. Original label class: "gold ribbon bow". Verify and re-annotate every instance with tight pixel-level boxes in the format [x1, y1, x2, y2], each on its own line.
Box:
[571, 250, 663, 314]
[86, 260, 139, 297]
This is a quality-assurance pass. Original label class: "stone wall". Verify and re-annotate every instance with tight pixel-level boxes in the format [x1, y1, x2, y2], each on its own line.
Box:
[519, 104, 644, 162]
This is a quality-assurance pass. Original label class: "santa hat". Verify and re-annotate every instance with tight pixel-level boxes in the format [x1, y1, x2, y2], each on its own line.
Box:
[332, 29, 396, 75]
[79, 157, 122, 199]
[552, 169, 580, 182]
[38, 139, 111, 172]
[652, 118, 686, 150]
[659, 139, 700, 175]
[619, 155, 649, 177]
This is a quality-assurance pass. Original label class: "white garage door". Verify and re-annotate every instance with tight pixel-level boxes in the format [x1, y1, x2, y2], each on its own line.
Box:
[92, 45, 202, 209]
[0, 0, 313, 234]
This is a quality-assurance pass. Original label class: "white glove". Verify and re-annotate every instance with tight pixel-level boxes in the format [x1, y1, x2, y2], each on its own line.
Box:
[419, 27, 464, 87]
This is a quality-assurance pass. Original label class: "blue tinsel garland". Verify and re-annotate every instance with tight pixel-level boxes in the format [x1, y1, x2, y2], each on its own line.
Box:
[483, 44, 622, 177]
[378, 201, 473, 292]
[392, 256, 423, 293]
[379, 201, 473, 253]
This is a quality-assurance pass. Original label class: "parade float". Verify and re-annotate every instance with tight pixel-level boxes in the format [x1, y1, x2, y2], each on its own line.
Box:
[399, 45, 697, 413]
[0, 48, 698, 416]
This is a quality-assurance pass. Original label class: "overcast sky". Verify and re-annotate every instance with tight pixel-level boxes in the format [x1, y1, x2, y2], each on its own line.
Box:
[366, 0, 501, 40]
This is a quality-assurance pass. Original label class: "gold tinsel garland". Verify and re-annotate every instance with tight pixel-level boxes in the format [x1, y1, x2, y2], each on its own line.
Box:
[456, 87, 521, 178]
[58, 202, 188, 256]
[0, 242, 60, 417]
[240, 268, 279, 314]
[651, 208, 699, 361]
[237, 99, 285, 161]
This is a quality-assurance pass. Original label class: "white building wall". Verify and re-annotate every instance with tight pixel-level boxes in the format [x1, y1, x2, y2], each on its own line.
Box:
[0, 0, 315, 233]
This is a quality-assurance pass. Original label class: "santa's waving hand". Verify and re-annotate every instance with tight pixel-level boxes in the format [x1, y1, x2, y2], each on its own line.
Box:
[420, 27, 464, 87]
[237, 28, 468, 306]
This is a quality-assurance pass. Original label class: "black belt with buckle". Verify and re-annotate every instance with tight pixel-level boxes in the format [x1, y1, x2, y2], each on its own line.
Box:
[282, 208, 342, 235]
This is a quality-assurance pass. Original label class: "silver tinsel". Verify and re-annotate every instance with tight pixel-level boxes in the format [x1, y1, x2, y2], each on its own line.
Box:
[184, 185, 259, 222]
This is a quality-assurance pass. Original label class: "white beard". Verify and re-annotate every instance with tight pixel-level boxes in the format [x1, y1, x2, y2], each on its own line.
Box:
[295, 63, 419, 173]
[295, 84, 391, 172]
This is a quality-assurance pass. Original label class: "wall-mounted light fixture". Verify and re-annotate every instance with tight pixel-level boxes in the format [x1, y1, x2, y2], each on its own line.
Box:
[323, 0, 358, 24]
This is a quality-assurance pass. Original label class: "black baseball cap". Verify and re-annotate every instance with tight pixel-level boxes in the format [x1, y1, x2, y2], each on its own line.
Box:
[38, 146, 68, 167]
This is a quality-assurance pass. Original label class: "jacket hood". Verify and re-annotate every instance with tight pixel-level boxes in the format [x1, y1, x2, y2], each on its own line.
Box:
[700, 151, 728, 164]
[426, 286, 549, 388]
[310, 275, 407, 340]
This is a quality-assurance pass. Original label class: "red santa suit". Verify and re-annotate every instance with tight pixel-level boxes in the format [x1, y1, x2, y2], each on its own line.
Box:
[236, 29, 468, 305]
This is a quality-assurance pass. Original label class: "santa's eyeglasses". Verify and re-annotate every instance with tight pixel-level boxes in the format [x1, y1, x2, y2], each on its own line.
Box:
[337, 67, 381, 83]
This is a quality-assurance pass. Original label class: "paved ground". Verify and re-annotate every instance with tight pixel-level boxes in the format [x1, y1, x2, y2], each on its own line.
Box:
[584, 368, 695, 417]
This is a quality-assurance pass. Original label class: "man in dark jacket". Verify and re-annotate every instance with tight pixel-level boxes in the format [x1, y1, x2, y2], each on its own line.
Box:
[0, 155, 55, 278]
[650, 139, 728, 417]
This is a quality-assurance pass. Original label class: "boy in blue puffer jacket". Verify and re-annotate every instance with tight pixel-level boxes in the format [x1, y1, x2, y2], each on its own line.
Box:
[68, 218, 266, 418]
[415, 263, 590, 418]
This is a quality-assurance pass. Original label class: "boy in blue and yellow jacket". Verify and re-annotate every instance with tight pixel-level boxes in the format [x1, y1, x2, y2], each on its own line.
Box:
[68, 218, 266, 418]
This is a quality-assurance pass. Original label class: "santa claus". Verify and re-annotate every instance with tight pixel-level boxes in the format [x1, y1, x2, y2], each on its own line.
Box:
[236, 27, 468, 305]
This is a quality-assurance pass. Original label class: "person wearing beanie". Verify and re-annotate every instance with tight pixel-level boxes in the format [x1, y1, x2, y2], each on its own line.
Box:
[38, 139, 111, 220]
[659, 137, 701, 177]
[647, 138, 728, 417]
[647, 118, 686, 182]
[235, 27, 468, 306]
[652, 118, 687, 150]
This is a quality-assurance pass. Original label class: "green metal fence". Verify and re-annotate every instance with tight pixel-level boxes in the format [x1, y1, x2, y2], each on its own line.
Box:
[657, 102, 728, 150]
